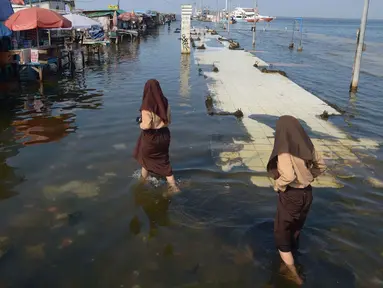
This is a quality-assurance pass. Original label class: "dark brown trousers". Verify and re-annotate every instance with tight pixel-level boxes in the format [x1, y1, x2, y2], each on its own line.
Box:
[274, 185, 313, 252]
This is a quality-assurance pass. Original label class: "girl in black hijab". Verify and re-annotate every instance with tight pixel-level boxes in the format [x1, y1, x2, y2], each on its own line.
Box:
[134, 79, 179, 194]
[267, 115, 326, 284]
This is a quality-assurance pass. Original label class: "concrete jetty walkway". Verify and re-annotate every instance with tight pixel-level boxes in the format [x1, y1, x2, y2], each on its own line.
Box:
[193, 29, 379, 188]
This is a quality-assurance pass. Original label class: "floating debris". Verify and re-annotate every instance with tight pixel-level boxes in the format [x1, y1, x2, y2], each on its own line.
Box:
[197, 44, 206, 50]
[289, 43, 294, 49]
[212, 65, 219, 72]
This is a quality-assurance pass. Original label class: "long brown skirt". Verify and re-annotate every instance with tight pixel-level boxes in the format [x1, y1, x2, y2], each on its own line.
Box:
[274, 185, 313, 252]
[133, 127, 173, 177]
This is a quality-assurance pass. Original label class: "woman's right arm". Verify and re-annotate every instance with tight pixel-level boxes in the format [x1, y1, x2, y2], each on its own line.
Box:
[139, 110, 153, 130]
[275, 153, 296, 192]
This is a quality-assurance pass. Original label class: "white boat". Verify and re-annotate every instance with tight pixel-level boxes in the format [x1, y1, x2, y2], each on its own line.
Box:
[230, 7, 275, 23]
[246, 15, 276, 23]
[231, 7, 254, 21]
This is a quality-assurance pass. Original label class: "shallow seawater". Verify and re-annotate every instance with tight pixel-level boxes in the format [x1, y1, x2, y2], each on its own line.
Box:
[0, 21, 382, 287]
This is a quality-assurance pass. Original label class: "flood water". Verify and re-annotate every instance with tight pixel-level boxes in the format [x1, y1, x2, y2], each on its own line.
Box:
[0, 19, 382, 287]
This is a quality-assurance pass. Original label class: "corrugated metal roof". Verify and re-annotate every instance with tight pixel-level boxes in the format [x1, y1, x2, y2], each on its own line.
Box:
[84, 9, 126, 18]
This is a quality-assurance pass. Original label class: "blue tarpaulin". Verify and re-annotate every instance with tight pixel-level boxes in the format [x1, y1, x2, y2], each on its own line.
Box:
[0, 22, 12, 37]
[0, 0, 14, 22]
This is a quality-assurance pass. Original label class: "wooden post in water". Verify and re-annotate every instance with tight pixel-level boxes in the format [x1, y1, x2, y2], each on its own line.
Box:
[181, 4, 192, 54]
[252, 0, 257, 48]
[350, 0, 370, 92]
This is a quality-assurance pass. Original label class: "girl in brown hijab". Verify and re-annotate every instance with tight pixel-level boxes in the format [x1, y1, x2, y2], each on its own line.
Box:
[267, 115, 326, 284]
[134, 79, 180, 194]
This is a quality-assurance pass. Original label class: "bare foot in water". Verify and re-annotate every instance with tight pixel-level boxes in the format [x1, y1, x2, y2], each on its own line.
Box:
[279, 263, 304, 286]
[166, 184, 180, 196]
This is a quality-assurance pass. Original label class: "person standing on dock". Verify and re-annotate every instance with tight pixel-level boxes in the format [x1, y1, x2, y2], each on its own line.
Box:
[267, 115, 326, 285]
[134, 79, 180, 194]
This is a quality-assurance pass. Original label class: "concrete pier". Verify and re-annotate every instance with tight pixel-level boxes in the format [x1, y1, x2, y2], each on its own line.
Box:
[181, 5, 192, 54]
[193, 29, 379, 188]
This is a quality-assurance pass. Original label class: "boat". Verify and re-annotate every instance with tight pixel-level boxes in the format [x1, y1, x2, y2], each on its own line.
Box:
[246, 15, 276, 23]
[230, 7, 275, 23]
[231, 7, 254, 21]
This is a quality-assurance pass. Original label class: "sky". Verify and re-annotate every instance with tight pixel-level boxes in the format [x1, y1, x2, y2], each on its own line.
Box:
[77, 0, 383, 20]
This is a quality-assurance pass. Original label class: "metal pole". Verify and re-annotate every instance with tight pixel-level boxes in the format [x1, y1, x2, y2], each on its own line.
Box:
[216, 0, 219, 23]
[227, 0, 230, 34]
[350, 0, 370, 92]
[252, 0, 257, 47]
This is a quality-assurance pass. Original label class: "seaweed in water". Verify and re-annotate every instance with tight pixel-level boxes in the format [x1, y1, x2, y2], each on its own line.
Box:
[261, 68, 287, 77]
[318, 110, 342, 120]
[319, 110, 330, 120]
[229, 41, 241, 50]
[204, 95, 243, 119]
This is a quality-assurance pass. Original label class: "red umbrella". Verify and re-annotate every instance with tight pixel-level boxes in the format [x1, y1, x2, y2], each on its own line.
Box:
[5, 7, 72, 31]
[11, 0, 25, 4]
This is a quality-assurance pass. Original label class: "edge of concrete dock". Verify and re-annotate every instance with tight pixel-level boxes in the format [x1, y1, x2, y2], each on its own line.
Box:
[192, 28, 380, 189]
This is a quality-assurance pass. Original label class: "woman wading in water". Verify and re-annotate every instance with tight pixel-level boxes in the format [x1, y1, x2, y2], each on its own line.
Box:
[134, 79, 180, 194]
[267, 115, 326, 284]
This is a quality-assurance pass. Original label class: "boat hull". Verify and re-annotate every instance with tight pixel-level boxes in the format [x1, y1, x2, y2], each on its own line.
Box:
[247, 17, 275, 23]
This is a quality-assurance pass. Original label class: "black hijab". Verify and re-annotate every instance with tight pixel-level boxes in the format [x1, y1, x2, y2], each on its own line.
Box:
[140, 79, 169, 124]
[267, 115, 314, 179]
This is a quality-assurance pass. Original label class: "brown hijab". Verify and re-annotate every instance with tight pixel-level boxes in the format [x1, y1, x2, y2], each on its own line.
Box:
[267, 115, 314, 179]
[140, 79, 169, 124]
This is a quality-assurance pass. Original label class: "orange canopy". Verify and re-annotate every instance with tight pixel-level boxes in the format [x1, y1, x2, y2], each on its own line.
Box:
[5, 7, 72, 31]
